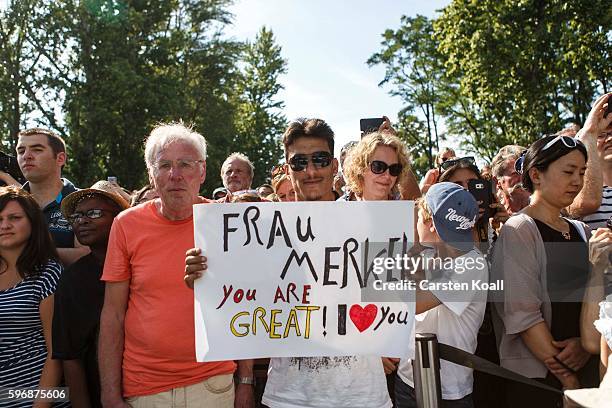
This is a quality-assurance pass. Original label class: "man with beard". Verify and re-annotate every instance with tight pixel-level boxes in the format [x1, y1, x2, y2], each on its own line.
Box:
[221, 153, 255, 193]
[491, 145, 531, 215]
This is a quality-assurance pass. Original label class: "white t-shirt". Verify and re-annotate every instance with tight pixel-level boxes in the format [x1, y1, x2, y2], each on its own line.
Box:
[262, 356, 392, 408]
[398, 248, 488, 400]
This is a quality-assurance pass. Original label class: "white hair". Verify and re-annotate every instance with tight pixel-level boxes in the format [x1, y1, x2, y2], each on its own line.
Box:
[144, 122, 207, 169]
[221, 152, 255, 179]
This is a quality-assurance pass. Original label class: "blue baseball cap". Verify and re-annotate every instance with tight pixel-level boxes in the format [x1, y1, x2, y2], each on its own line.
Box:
[425, 182, 478, 251]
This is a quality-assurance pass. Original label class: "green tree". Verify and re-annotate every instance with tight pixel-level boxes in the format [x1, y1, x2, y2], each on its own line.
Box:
[368, 15, 444, 169]
[59, 0, 242, 190]
[434, 0, 611, 154]
[394, 110, 431, 178]
[0, 1, 288, 195]
[232, 26, 287, 187]
[0, 0, 69, 150]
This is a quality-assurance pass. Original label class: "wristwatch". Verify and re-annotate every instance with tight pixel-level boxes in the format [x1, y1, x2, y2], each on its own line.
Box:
[237, 377, 255, 385]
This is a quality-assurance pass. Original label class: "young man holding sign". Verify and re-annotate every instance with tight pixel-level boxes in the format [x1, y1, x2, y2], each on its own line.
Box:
[186, 118, 394, 408]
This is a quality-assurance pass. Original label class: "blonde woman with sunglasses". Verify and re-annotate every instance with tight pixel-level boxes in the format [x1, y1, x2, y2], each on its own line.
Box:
[341, 132, 411, 202]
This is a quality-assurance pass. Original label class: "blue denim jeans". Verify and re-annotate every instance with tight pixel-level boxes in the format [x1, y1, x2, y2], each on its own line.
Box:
[395, 375, 474, 408]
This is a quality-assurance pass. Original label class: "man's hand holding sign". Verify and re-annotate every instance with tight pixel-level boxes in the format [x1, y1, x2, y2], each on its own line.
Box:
[187, 200, 415, 362]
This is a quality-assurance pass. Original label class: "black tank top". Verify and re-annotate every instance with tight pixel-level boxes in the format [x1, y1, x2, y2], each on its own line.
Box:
[533, 219, 589, 340]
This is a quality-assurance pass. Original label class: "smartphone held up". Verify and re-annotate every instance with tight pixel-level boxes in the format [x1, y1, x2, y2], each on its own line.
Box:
[360, 117, 385, 137]
[468, 179, 495, 220]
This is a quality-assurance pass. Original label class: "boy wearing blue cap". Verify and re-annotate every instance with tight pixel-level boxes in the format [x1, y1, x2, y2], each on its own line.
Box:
[396, 182, 489, 408]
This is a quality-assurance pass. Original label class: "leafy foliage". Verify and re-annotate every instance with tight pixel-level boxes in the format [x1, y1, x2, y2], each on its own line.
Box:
[370, 0, 611, 172]
[0, 1, 287, 195]
[233, 26, 287, 187]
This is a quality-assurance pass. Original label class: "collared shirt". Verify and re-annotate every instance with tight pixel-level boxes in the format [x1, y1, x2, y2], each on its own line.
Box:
[23, 178, 78, 248]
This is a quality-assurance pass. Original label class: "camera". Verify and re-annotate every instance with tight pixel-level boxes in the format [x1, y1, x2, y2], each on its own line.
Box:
[0, 151, 26, 186]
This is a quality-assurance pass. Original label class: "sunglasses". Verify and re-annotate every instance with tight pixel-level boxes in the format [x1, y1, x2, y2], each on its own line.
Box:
[514, 151, 528, 174]
[68, 209, 107, 224]
[439, 156, 476, 172]
[288, 151, 332, 172]
[370, 160, 403, 177]
[542, 135, 582, 151]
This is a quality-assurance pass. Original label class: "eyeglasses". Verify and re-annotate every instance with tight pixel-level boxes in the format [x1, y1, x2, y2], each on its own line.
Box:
[68, 209, 107, 224]
[370, 160, 403, 177]
[542, 135, 581, 151]
[153, 158, 203, 173]
[439, 156, 476, 172]
[288, 151, 332, 172]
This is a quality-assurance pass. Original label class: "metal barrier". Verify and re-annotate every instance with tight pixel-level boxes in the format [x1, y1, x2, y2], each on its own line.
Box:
[412, 333, 565, 408]
[413, 333, 442, 408]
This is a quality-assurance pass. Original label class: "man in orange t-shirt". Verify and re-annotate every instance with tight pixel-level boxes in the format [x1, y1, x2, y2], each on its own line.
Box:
[99, 123, 251, 408]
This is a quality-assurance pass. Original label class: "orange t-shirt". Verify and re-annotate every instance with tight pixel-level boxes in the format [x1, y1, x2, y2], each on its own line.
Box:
[102, 198, 236, 397]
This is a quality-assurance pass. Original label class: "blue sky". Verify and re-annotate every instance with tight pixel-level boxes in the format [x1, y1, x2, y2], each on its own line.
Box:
[225, 0, 451, 157]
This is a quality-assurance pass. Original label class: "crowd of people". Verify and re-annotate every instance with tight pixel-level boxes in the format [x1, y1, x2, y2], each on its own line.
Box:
[0, 93, 611, 408]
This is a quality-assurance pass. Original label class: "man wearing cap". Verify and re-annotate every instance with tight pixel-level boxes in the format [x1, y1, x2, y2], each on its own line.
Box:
[396, 182, 488, 408]
[221, 152, 254, 193]
[16, 127, 89, 265]
[52, 181, 129, 408]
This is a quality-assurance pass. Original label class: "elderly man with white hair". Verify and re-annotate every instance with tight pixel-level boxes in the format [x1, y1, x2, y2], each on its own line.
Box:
[98, 123, 253, 408]
[221, 152, 254, 193]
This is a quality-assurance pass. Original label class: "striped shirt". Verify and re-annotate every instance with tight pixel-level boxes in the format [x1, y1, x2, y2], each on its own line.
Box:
[583, 186, 612, 230]
[0, 260, 68, 407]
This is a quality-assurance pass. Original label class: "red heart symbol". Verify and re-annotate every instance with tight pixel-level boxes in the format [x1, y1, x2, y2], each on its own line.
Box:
[349, 304, 378, 332]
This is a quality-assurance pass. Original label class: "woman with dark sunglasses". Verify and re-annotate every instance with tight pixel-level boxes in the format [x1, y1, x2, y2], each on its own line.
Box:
[341, 132, 411, 202]
[438, 157, 509, 238]
[438, 156, 479, 188]
[493, 135, 600, 407]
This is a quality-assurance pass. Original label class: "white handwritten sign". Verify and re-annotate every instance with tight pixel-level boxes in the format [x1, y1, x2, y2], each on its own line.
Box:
[193, 201, 415, 362]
